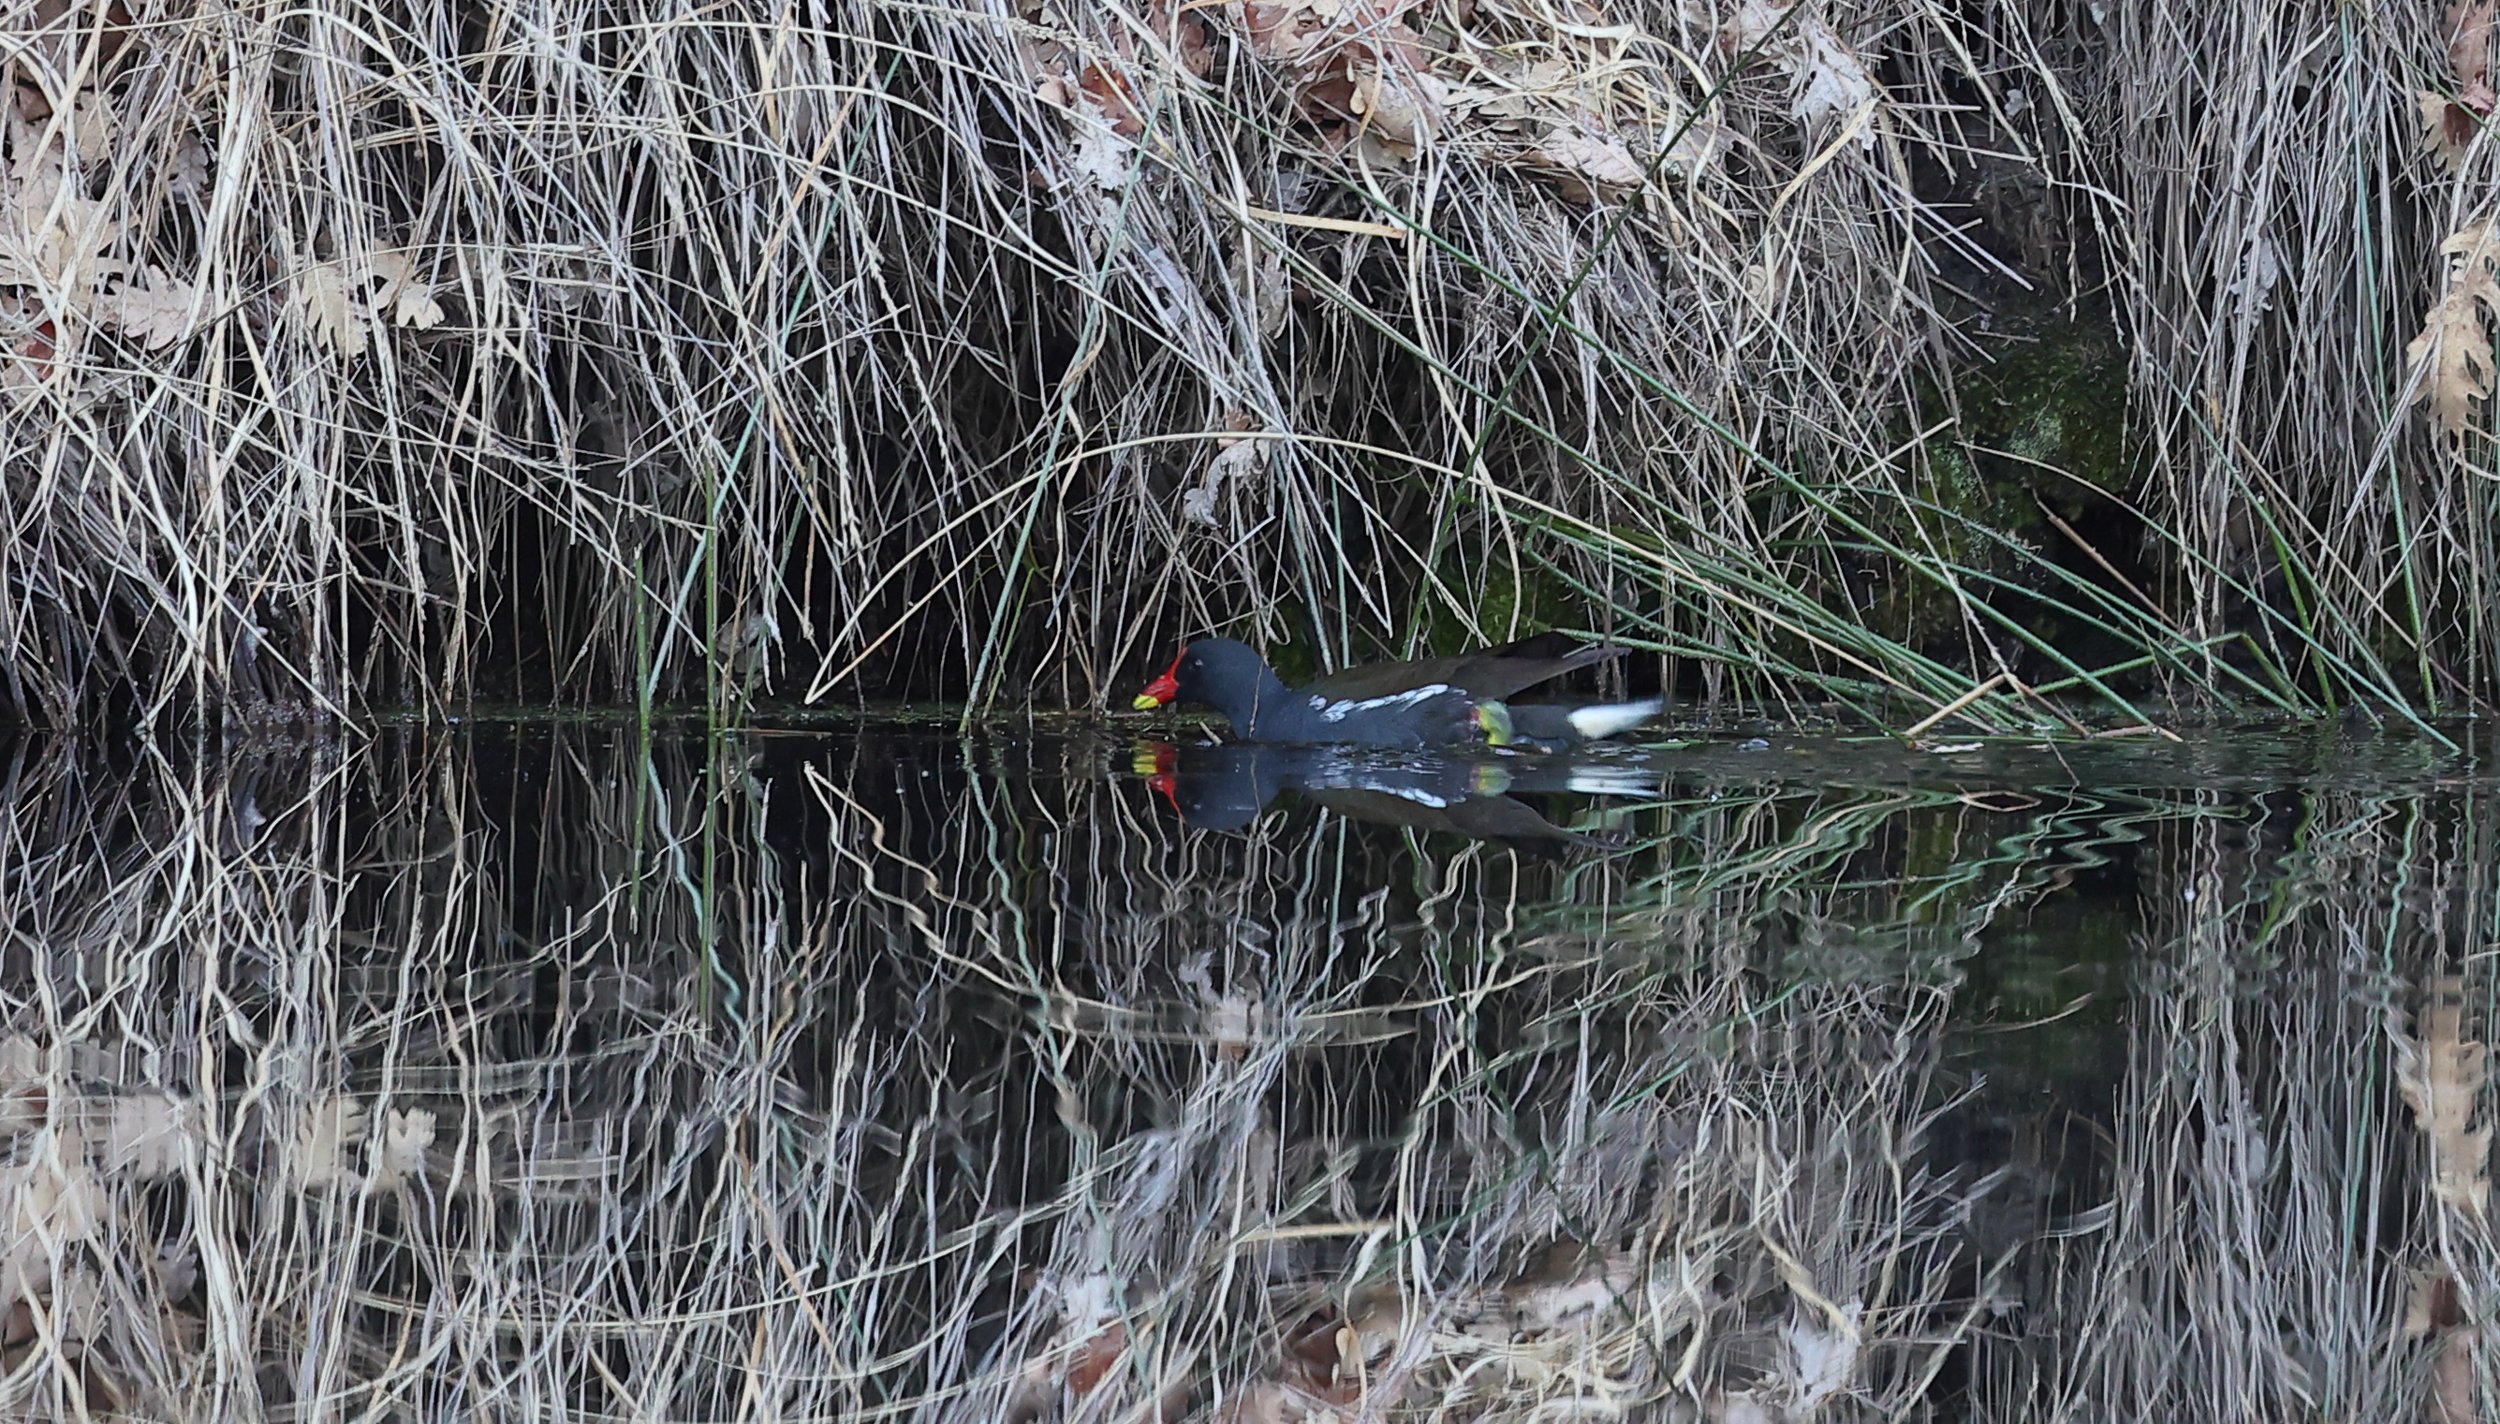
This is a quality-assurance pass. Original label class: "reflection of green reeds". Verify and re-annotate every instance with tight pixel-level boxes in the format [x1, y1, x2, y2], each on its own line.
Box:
[1534, 780, 2209, 1000]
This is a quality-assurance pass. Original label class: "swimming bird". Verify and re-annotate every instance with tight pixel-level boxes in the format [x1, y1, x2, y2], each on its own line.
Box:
[1129, 635, 1663, 749]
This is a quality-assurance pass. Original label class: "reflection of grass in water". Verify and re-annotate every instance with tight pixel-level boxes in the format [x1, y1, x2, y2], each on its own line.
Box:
[957, 751, 1998, 1420]
[0, 728, 2484, 1420]
[1979, 793, 2500, 1422]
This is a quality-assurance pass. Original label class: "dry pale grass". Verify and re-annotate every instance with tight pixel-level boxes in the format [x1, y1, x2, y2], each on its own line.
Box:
[1994, 0, 2500, 707]
[0, 0, 2098, 728]
[12, 1, 2500, 727]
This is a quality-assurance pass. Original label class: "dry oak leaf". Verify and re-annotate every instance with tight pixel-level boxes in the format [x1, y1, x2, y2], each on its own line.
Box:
[1029, 3, 1210, 140]
[366, 249, 445, 329]
[1532, 131, 1645, 198]
[2420, 90, 2487, 171]
[103, 1093, 189, 1178]
[290, 1095, 367, 1188]
[1077, 60, 1147, 138]
[2, 1153, 106, 1254]
[297, 262, 364, 355]
[1244, 0, 1442, 159]
[2392, 980, 2492, 1216]
[166, 133, 212, 199]
[0, 305, 58, 391]
[296, 249, 444, 355]
[2406, 217, 2500, 437]
[63, 90, 117, 164]
[1345, 61, 1443, 158]
[1721, 0, 1878, 146]
[2423, 1, 2498, 170]
[2449, 0, 2496, 93]
[95, 267, 195, 349]
[1243, 1, 1336, 64]
[366, 1107, 435, 1193]
[1058, 105, 1137, 190]
[0, 125, 124, 297]
[0, 1036, 43, 1133]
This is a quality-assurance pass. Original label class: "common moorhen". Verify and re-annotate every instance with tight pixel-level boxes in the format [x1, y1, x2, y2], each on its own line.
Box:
[1129, 635, 1663, 748]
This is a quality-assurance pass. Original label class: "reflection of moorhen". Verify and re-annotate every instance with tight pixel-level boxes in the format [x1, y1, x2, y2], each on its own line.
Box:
[1131, 634, 1663, 749]
[1136, 741, 1658, 851]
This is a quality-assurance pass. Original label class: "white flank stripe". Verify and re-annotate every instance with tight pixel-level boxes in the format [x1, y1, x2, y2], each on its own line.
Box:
[1313, 683, 1452, 723]
[1565, 698, 1666, 740]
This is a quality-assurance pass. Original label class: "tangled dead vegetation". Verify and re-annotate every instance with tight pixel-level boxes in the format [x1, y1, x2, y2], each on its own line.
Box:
[1018, 0, 1737, 200]
[0, 0, 2003, 725]
[5, 0, 2500, 724]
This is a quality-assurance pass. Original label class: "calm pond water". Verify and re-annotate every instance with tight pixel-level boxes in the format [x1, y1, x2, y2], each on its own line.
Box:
[0, 719, 2492, 1420]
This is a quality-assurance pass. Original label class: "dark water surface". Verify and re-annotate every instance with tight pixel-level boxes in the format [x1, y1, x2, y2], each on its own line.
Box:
[2, 720, 2493, 1419]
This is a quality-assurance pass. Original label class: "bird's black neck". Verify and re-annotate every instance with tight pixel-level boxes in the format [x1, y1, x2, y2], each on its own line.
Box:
[1212, 666, 1302, 739]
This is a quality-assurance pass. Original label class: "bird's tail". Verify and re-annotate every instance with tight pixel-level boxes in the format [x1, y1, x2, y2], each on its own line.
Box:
[1562, 697, 1667, 741]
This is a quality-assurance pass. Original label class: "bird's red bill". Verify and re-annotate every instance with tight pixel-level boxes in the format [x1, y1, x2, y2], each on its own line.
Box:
[1131, 647, 1183, 710]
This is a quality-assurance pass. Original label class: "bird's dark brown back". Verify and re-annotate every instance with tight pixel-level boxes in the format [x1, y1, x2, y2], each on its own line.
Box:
[1299, 634, 1624, 702]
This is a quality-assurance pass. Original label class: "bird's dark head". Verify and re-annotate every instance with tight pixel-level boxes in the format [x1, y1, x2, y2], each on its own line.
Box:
[1131, 637, 1267, 712]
